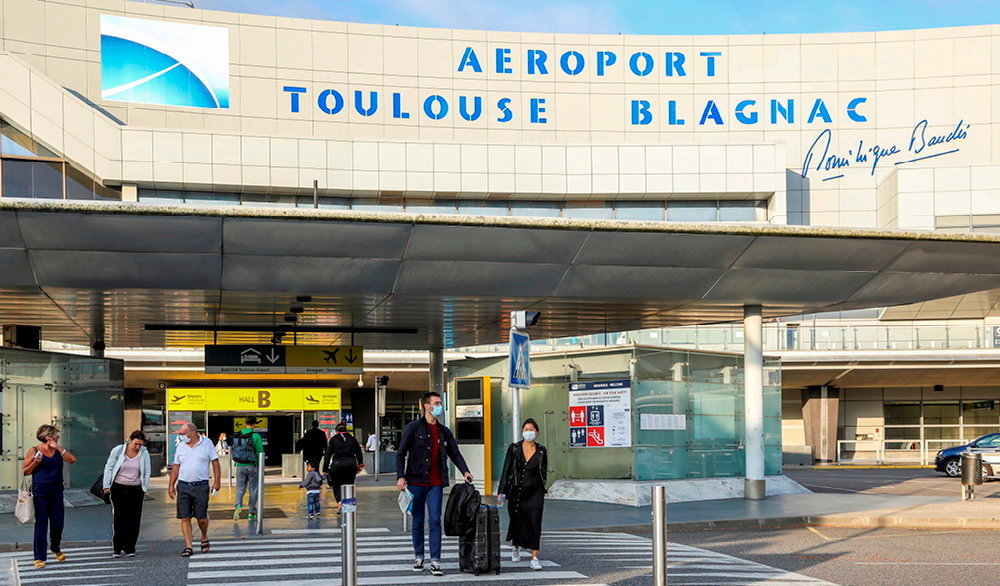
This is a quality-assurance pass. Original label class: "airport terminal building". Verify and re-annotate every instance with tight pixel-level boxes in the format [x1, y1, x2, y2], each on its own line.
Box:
[2, 0, 1000, 490]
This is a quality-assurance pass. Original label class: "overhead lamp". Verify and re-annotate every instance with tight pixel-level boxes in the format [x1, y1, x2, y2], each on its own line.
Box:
[357, 374, 365, 388]
[284, 314, 297, 323]
[510, 310, 541, 331]
[290, 306, 304, 314]
[296, 295, 313, 303]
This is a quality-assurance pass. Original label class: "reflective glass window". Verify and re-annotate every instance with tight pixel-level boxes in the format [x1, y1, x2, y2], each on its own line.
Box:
[0, 120, 58, 158]
[615, 201, 665, 221]
[564, 201, 614, 219]
[316, 197, 351, 210]
[884, 402, 921, 426]
[457, 201, 508, 216]
[1, 159, 62, 198]
[241, 193, 296, 207]
[64, 164, 94, 200]
[351, 198, 404, 212]
[186, 192, 240, 206]
[718, 200, 760, 222]
[668, 201, 717, 222]
[405, 199, 458, 214]
[510, 202, 561, 217]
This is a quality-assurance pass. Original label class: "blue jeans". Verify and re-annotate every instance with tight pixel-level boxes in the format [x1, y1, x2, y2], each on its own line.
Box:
[307, 492, 320, 516]
[408, 484, 443, 562]
[235, 466, 258, 511]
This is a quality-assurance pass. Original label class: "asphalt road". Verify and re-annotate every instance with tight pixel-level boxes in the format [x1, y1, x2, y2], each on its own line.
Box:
[663, 526, 1000, 586]
[785, 466, 1000, 497]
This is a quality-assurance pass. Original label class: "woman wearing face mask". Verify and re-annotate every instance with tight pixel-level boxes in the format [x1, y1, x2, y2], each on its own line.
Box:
[321, 422, 364, 511]
[497, 418, 547, 571]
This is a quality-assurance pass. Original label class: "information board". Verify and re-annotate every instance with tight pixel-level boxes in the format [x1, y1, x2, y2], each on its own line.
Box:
[568, 380, 632, 448]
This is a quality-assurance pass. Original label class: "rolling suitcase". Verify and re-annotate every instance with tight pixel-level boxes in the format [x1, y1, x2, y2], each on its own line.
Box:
[459, 504, 501, 576]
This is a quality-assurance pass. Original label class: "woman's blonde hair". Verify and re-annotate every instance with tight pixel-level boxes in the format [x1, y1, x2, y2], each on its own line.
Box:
[36, 424, 60, 443]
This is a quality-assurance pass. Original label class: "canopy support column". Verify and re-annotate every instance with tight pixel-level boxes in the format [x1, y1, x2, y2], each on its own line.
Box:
[744, 304, 766, 500]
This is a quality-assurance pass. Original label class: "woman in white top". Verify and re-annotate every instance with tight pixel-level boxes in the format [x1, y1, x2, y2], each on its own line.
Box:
[215, 433, 229, 456]
[102, 430, 152, 558]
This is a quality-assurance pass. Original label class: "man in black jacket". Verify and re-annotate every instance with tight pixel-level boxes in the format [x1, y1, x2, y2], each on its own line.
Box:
[396, 391, 473, 576]
[296, 420, 328, 464]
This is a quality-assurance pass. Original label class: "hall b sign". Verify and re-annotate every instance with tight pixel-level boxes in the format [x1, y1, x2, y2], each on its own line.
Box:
[204, 345, 364, 374]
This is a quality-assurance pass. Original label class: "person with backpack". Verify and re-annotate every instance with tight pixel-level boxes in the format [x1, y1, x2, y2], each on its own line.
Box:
[497, 418, 548, 571]
[322, 422, 364, 510]
[232, 416, 264, 521]
[396, 391, 474, 577]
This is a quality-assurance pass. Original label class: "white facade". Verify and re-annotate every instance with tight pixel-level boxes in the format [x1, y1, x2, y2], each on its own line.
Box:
[1, 0, 998, 228]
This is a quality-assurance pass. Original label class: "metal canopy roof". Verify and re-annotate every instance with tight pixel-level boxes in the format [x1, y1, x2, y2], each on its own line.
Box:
[3, 200, 1000, 350]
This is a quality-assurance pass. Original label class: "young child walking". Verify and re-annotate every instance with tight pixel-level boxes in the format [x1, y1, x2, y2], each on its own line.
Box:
[299, 460, 324, 519]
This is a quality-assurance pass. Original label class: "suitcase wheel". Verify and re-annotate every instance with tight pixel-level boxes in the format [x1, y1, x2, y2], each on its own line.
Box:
[474, 570, 480, 576]
[495, 569, 501, 575]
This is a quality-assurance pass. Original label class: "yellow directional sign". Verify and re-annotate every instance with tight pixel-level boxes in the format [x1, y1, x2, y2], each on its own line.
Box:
[167, 388, 341, 411]
[286, 346, 364, 374]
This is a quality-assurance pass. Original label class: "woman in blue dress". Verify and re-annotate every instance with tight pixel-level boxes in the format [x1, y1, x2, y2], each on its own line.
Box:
[22, 424, 77, 569]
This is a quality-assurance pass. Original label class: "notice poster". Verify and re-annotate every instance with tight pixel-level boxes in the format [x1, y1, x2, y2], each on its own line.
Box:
[568, 380, 632, 448]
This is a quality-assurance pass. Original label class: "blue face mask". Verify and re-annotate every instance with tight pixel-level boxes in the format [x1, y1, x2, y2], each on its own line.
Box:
[431, 405, 444, 418]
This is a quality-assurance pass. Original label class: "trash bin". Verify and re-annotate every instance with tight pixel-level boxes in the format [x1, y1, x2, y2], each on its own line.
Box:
[961, 451, 983, 486]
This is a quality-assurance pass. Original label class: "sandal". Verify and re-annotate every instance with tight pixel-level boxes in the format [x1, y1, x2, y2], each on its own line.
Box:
[52, 551, 67, 562]
[33, 560, 45, 568]
[180, 547, 193, 557]
[200, 540, 210, 553]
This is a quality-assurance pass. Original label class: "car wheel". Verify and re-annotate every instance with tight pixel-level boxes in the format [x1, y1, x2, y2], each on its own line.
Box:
[984, 463, 994, 480]
[944, 458, 961, 477]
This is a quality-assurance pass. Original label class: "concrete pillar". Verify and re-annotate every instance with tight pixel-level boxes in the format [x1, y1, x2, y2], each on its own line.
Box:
[429, 348, 444, 395]
[802, 386, 840, 464]
[744, 304, 766, 500]
[121, 183, 138, 202]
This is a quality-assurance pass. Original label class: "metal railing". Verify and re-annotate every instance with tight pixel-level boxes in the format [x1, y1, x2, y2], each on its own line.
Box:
[837, 438, 967, 465]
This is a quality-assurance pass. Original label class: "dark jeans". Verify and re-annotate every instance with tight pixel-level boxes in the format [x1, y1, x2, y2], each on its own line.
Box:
[32, 483, 64, 562]
[409, 484, 443, 562]
[111, 483, 145, 554]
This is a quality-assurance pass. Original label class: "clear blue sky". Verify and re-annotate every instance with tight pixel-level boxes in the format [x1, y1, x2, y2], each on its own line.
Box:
[187, 0, 1000, 35]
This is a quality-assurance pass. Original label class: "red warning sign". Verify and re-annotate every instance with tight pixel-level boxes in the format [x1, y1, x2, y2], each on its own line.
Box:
[586, 427, 605, 447]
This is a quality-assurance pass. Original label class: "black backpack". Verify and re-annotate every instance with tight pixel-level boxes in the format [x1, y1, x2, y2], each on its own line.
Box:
[444, 482, 481, 537]
[231, 433, 257, 464]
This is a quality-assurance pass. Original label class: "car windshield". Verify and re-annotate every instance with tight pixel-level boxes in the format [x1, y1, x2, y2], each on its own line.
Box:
[974, 434, 1000, 448]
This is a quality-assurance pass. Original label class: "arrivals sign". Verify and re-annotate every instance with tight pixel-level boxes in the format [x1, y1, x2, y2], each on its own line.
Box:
[167, 387, 341, 411]
[204, 345, 364, 374]
[568, 380, 632, 449]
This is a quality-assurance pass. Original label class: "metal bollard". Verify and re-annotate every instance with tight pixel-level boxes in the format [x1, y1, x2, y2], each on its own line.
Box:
[652, 485, 668, 586]
[961, 451, 983, 501]
[341, 484, 358, 586]
[256, 452, 265, 535]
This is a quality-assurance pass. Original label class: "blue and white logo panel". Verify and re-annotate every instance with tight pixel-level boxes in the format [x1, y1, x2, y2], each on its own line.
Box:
[509, 330, 531, 389]
[100, 15, 230, 109]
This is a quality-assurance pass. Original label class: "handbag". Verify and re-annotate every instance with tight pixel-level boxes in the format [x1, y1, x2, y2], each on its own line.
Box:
[90, 473, 111, 504]
[15, 479, 34, 524]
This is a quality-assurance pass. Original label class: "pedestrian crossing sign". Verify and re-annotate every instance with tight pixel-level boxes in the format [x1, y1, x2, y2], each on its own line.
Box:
[508, 330, 531, 389]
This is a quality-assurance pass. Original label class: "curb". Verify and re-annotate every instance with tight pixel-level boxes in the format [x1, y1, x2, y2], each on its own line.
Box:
[811, 465, 935, 470]
[575, 515, 1000, 533]
[0, 540, 104, 553]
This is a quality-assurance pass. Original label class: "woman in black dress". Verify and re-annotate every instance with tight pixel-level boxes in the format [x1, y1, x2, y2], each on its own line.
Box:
[498, 418, 547, 571]
[322, 422, 364, 511]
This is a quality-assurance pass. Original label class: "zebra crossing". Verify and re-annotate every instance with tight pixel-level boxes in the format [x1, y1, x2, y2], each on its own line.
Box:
[186, 527, 590, 585]
[183, 528, 833, 585]
[542, 530, 835, 585]
[0, 544, 142, 585]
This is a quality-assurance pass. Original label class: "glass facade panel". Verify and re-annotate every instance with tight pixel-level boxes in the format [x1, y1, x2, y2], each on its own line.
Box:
[186, 192, 240, 206]
[668, 201, 717, 222]
[564, 201, 614, 219]
[718, 201, 759, 222]
[457, 201, 508, 216]
[351, 198, 403, 212]
[966, 427, 1000, 441]
[923, 427, 961, 440]
[0, 119, 58, 158]
[924, 402, 960, 425]
[884, 402, 921, 425]
[64, 164, 94, 200]
[405, 199, 458, 214]
[1, 159, 63, 198]
[509, 201, 561, 217]
[0, 348, 123, 490]
[963, 400, 999, 424]
[615, 201, 665, 221]
[316, 197, 351, 209]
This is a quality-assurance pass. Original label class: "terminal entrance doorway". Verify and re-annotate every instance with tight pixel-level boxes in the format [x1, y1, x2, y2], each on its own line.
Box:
[208, 412, 298, 466]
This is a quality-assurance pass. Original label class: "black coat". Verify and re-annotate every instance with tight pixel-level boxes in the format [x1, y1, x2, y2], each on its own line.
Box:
[498, 441, 548, 496]
[322, 432, 363, 473]
[297, 427, 328, 462]
[395, 417, 469, 487]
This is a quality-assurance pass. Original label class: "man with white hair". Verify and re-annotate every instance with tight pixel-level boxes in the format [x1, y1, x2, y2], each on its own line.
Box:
[168, 422, 221, 557]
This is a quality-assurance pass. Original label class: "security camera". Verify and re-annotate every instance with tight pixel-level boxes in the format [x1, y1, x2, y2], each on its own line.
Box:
[510, 311, 541, 330]
[157, 382, 167, 390]
[92, 340, 107, 352]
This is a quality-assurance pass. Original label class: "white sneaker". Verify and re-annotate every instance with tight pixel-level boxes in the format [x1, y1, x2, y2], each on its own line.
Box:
[530, 557, 542, 571]
[511, 547, 521, 563]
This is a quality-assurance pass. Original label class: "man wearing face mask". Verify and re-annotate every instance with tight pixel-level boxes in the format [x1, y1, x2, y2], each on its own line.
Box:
[397, 391, 473, 577]
[167, 422, 220, 558]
